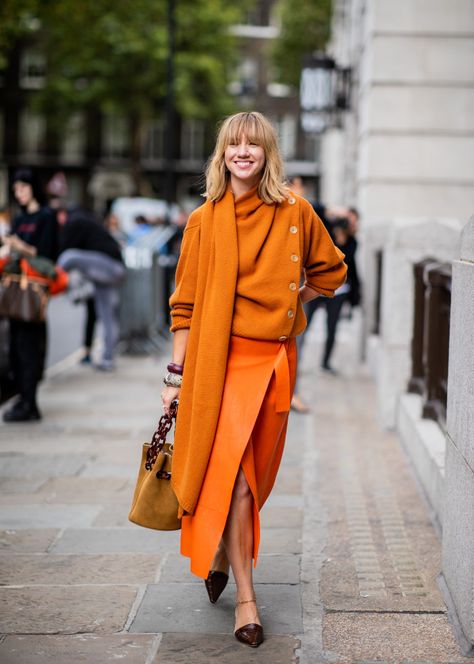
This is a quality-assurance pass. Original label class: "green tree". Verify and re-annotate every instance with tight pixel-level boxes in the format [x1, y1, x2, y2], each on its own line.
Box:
[1, 0, 245, 192]
[271, 0, 332, 88]
[0, 0, 41, 68]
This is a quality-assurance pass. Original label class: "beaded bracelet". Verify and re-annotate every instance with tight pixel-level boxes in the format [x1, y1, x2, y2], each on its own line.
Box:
[167, 362, 183, 376]
[163, 372, 182, 388]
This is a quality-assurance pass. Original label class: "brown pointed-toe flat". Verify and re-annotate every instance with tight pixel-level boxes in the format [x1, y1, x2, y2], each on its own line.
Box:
[204, 570, 229, 604]
[234, 623, 264, 648]
[234, 598, 264, 647]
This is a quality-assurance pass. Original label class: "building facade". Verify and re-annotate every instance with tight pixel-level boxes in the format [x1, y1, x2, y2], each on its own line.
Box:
[0, 0, 321, 215]
[321, 0, 474, 653]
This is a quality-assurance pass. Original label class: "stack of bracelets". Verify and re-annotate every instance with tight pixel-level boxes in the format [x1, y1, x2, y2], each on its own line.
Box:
[163, 362, 183, 388]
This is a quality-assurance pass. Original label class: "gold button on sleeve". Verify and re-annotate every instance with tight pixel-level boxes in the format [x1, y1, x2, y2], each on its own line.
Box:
[287, 310, 294, 318]
[289, 282, 297, 291]
[290, 225, 298, 234]
[290, 254, 299, 263]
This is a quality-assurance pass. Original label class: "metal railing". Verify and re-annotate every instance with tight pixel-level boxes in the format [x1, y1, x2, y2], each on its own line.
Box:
[408, 259, 452, 428]
[372, 249, 383, 335]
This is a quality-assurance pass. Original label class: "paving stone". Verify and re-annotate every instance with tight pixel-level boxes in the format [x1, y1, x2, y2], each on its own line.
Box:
[265, 494, 304, 508]
[0, 529, 58, 553]
[51, 527, 180, 554]
[0, 434, 95, 455]
[0, 586, 138, 634]
[318, 417, 447, 613]
[0, 505, 102, 529]
[260, 528, 302, 554]
[0, 634, 157, 664]
[0, 477, 48, 493]
[0, 454, 89, 478]
[92, 504, 135, 527]
[78, 463, 136, 479]
[260, 506, 303, 529]
[0, 553, 160, 585]
[160, 553, 300, 585]
[0, 493, 53, 506]
[323, 613, 473, 663]
[154, 633, 300, 663]
[272, 467, 303, 495]
[130, 583, 302, 635]
[37, 477, 130, 503]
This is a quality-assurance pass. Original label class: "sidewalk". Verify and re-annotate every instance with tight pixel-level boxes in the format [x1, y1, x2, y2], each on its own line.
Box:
[0, 315, 469, 663]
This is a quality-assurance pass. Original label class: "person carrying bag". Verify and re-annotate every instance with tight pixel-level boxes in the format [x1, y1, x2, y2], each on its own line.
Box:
[2, 168, 60, 423]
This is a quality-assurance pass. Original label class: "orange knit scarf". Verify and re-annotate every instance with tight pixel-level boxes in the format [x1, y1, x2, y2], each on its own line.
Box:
[171, 188, 239, 516]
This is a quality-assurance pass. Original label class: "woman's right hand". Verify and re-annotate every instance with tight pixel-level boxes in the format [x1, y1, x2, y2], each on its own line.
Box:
[161, 385, 180, 415]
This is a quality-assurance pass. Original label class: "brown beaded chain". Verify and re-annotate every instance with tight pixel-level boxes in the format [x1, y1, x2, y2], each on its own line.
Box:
[145, 400, 178, 472]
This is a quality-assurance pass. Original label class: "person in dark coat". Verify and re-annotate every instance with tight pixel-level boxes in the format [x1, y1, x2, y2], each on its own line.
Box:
[57, 209, 125, 371]
[3, 168, 59, 422]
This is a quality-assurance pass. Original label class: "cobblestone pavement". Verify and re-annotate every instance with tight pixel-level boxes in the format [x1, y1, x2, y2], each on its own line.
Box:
[0, 316, 469, 663]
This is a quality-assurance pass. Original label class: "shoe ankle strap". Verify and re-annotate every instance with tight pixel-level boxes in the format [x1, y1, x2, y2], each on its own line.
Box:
[236, 597, 256, 605]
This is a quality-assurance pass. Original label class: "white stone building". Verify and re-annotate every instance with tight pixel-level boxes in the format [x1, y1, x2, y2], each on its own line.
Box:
[320, 0, 474, 654]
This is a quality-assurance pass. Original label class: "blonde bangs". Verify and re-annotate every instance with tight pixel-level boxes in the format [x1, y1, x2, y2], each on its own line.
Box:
[205, 112, 289, 204]
[222, 114, 267, 148]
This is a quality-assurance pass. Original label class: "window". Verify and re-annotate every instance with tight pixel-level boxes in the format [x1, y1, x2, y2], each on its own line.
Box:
[102, 114, 130, 159]
[304, 133, 321, 163]
[228, 57, 258, 96]
[61, 113, 85, 162]
[273, 114, 297, 160]
[19, 109, 46, 155]
[244, 2, 269, 26]
[180, 119, 204, 161]
[19, 49, 46, 89]
[143, 117, 165, 160]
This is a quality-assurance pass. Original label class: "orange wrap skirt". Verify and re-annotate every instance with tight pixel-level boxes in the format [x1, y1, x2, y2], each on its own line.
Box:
[180, 335, 297, 578]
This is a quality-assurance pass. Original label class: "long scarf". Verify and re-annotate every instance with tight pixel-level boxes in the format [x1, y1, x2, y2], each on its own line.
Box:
[171, 189, 239, 516]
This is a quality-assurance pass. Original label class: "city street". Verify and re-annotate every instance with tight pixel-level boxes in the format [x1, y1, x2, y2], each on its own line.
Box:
[0, 315, 469, 663]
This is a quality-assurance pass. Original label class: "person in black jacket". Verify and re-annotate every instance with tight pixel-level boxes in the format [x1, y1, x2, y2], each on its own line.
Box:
[3, 168, 59, 422]
[57, 209, 125, 371]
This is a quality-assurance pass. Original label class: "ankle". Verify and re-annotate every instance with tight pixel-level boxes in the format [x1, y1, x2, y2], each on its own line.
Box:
[236, 596, 256, 605]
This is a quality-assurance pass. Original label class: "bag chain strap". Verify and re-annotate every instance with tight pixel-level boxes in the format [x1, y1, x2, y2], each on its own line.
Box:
[145, 400, 178, 471]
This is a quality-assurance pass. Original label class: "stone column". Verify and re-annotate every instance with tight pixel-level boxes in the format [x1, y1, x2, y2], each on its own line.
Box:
[441, 216, 474, 655]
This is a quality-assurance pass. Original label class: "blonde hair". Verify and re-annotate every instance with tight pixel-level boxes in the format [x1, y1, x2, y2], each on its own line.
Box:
[205, 112, 289, 204]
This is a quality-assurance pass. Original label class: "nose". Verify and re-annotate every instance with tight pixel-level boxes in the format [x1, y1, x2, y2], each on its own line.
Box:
[237, 140, 250, 156]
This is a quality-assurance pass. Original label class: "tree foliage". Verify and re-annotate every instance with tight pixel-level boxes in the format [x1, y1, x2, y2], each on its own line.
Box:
[0, 0, 41, 68]
[271, 0, 332, 88]
[1, 0, 244, 124]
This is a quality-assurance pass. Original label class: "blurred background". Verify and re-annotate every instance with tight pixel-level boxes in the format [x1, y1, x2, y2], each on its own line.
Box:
[0, 0, 330, 212]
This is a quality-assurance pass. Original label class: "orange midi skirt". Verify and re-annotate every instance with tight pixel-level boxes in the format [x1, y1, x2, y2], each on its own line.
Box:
[180, 335, 297, 578]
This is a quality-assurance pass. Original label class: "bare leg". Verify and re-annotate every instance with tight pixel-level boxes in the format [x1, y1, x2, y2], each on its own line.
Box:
[210, 539, 229, 574]
[223, 467, 261, 630]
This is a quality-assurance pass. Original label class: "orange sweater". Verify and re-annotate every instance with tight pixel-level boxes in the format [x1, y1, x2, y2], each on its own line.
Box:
[169, 189, 346, 517]
[171, 189, 347, 339]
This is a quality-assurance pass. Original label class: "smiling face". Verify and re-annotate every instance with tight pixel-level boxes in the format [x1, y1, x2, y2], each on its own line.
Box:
[224, 134, 265, 194]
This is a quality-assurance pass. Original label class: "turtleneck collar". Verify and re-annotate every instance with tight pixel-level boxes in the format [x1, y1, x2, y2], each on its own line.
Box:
[233, 185, 265, 220]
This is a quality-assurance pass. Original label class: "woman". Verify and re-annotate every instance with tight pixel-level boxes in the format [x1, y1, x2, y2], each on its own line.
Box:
[161, 112, 347, 647]
[3, 169, 59, 422]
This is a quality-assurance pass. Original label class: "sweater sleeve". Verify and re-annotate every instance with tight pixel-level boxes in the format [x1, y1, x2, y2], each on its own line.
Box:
[302, 202, 347, 297]
[169, 214, 201, 332]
